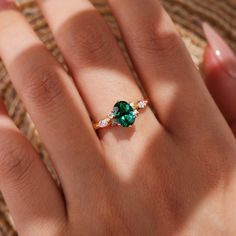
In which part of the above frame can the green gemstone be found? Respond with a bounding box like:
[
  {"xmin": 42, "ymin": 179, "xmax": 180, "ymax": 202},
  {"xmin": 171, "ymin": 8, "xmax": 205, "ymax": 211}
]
[{"xmin": 113, "ymin": 101, "xmax": 136, "ymax": 127}]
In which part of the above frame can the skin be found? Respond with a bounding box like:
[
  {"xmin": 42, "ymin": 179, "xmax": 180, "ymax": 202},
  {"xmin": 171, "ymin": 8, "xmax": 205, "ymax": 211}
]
[{"xmin": 0, "ymin": 0, "xmax": 235, "ymax": 235}]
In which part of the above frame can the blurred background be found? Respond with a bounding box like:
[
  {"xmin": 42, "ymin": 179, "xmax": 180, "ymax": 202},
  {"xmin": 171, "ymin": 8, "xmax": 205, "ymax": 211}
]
[{"xmin": 0, "ymin": 0, "xmax": 235, "ymax": 235}]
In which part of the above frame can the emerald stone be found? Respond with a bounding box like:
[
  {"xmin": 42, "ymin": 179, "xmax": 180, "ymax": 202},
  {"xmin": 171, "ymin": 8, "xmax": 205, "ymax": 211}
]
[{"xmin": 113, "ymin": 101, "xmax": 136, "ymax": 127}]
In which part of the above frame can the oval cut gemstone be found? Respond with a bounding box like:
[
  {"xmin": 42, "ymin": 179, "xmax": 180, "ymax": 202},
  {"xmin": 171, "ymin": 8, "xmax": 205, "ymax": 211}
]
[{"xmin": 113, "ymin": 101, "xmax": 136, "ymax": 127}]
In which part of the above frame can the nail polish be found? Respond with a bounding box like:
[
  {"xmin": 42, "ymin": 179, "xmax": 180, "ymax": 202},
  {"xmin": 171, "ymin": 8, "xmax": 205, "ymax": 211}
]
[
  {"xmin": 203, "ymin": 22, "xmax": 236, "ymax": 79},
  {"xmin": 0, "ymin": 0, "xmax": 14, "ymax": 9}
]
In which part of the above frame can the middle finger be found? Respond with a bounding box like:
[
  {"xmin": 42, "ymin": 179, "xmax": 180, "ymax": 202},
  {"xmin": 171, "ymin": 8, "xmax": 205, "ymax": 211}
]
[{"xmin": 0, "ymin": 3, "xmax": 103, "ymax": 206}]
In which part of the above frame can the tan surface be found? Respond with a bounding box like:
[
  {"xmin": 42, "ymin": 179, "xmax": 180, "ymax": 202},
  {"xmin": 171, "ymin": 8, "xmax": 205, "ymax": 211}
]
[{"xmin": 0, "ymin": 0, "xmax": 235, "ymax": 235}]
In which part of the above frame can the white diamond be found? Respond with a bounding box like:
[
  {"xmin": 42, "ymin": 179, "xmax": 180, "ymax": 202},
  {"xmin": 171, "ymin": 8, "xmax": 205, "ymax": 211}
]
[
  {"xmin": 99, "ymin": 119, "xmax": 109, "ymax": 128},
  {"xmin": 138, "ymin": 101, "xmax": 147, "ymax": 109}
]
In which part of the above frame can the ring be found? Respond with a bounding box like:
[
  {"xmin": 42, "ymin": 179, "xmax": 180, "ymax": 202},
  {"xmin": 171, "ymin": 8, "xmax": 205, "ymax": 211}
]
[{"xmin": 93, "ymin": 100, "xmax": 148, "ymax": 130}]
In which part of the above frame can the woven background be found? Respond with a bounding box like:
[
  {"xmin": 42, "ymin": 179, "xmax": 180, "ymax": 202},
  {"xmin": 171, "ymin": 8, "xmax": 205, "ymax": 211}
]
[{"xmin": 0, "ymin": 0, "xmax": 236, "ymax": 235}]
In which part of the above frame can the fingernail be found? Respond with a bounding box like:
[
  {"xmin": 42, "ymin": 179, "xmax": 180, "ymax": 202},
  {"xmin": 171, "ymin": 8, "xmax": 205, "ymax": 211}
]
[
  {"xmin": 203, "ymin": 22, "xmax": 236, "ymax": 79},
  {"xmin": 0, "ymin": 0, "xmax": 14, "ymax": 8}
]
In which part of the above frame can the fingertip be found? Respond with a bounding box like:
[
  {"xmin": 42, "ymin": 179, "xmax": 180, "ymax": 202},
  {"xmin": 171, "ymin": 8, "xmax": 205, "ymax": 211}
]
[
  {"xmin": 0, "ymin": 0, "xmax": 15, "ymax": 9},
  {"xmin": 203, "ymin": 45, "xmax": 224, "ymax": 82},
  {"xmin": 203, "ymin": 45, "xmax": 236, "ymax": 125},
  {"xmin": 202, "ymin": 22, "xmax": 236, "ymax": 79}
]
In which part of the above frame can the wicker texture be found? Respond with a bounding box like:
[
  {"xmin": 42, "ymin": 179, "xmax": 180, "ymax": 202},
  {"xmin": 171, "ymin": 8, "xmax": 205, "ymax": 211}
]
[{"xmin": 0, "ymin": 0, "xmax": 235, "ymax": 235}]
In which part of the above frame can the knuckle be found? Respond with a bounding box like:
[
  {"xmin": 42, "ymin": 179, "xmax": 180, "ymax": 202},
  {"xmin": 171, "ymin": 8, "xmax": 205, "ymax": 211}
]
[
  {"xmin": 0, "ymin": 136, "xmax": 34, "ymax": 182},
  {"xmin": 63, "ymin": 14, "xmax": 113, "ymax": 65},
  {"xmin": 131, "ymin": 22, "xmax": 182, "ymax": 58},
  {"xmin": 21, "ymin": 64, "xmax": 64, "ymax": 110}
]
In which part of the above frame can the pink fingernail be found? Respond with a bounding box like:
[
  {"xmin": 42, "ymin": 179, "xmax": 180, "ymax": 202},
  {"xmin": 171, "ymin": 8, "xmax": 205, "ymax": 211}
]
[
  {"xmin": 203, "ymin": 22, "xmax": 236, "ymax": 79},
  {"xmin": 0, "ymin": 0, "xmax": 14, "ymax": 8}
]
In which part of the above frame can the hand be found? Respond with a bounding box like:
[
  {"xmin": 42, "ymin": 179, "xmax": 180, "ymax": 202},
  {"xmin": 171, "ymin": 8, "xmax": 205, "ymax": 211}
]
[{"xmin": 0, "ymin": 1, "xmax": 236, "ymax": 235}]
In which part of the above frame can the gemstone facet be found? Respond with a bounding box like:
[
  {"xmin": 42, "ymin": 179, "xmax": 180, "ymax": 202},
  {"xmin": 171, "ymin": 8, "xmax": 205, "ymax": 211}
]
[{"xmin": 113, "ymin": 101, "xmax": 136, "ymax": 127}]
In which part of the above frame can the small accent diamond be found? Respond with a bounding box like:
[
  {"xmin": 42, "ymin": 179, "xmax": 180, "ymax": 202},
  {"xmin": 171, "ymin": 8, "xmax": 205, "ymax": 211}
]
[
  {"xmin": 138, "ymin": 101, "xmax": 148, "ymax": 109},
  {"xmin": 99, "ymin": 119, "xmax": 109, "ymax": 128}
]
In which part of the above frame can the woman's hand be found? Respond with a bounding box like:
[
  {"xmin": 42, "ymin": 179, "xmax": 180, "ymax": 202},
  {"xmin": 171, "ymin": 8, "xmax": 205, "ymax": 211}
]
[{"xmin": 0, "ymin": 1, "xmax": 236, "ymax": 235}]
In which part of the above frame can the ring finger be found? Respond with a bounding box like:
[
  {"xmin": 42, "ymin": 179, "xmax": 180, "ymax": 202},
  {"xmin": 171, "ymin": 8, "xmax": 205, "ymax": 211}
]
[{"xmin": 36, "ymin": 0, "xmax": 161, "ymax": 175}]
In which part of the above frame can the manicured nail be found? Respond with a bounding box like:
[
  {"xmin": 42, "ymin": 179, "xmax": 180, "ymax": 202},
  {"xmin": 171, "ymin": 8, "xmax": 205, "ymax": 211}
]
[
  {"xmin": 0, "ymin": 0, "xmax": 14, "ymax": 8},
  {"xmin": 203, "ymin": 22, "xmax": 236, "ymax": 79}
]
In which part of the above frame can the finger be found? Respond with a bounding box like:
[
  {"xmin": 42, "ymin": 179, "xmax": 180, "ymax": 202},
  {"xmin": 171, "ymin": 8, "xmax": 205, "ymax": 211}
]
[
  {"xmin": 36, "ymin": 0, "xmax": 159, "ymax": 127},
  {"xmin": 107, "ymin": 0, "xmax": 213, "ymax": 133},
  {"xmin": 0, "ymin": 2, "xmax": 103, "ymax": 204},
  {"xmin": 36, "ymin": 0, "xmax": 161, "ymax": 173},
  {"xmin": 0, "ymin": 101, "xmax": 65, "ymax": 235},
  {"xmin": 203, "ymin": 23, "xmax": 236, "ymax": 136}
]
